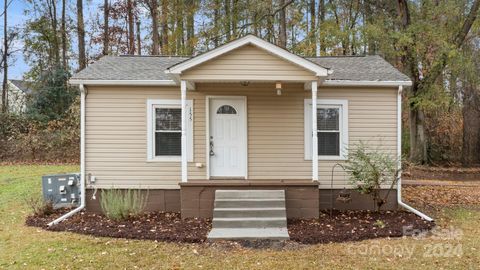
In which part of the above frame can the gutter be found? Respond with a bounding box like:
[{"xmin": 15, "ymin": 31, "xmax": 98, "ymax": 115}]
[
  {"xmin": 48, "ymin": 84, "xmax": 87, "ymax": 226},
  {"xmin": 396, "ymin": 85, "xmax": 434, "ymax": 222}
]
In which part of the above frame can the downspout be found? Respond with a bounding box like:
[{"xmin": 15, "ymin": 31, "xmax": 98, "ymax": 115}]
[
  {"xmin": 48, "ymin": 84, "xmax": 87, "ymax": 226},
  {"xmin": 396, "ymin": 85, "xmax": 433, "ymax": 222}
]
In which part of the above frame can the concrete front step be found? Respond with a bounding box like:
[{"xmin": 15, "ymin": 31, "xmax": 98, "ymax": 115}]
[
  {"xmin": 212, "ymin": 217, "xmax": 287, "ymax": 228},
  {"xmin": 207, "ymin": 228, "xmax": 290, "ymax": 240},
  {"xmin": 215, "ymin": 190, "xmax": 285, "ymax": 199},
  {"xmin": 214, "ymin": 198, "xmax": 286, "ymax": 208},
  {"xmin": 213, "ymin": 207, "xmax": 286, "ymax": 218}
]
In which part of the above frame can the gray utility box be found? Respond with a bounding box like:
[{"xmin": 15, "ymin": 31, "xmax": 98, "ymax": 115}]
[{"xmin": 42, "ymin": 173, "xmax": 81, "ymax": 208}]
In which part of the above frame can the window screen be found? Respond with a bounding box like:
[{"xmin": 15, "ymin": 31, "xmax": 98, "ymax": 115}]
[
  {"xmin": 317, "ymin": 107, "xmax": 340, "ymax": 156},
  {"xmin": 155, "ymin": 108, "xmax": 181, "ymax": 156}
]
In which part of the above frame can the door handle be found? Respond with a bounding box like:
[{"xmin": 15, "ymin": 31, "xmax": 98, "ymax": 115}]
[{"xmin": 209, "ymin": 136, "xmax": 215, "ymax": 156}]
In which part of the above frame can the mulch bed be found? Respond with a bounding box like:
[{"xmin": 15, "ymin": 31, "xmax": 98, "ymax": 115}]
[
  {"xmin": 288, "ymin": 210, "xmax": 435, "ymax": 244},
  {"xmin": 26, "ymin": 209, "xmax": 434, "ymax": 245},
  {"xmin": 26, "ymin": 210, "xmax": 212, "ymax": 243}
]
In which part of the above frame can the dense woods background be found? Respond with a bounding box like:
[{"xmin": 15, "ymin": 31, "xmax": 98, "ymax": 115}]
[{"xmin": 0, "ymin": 0, "xmax": 479, "ymax": 166}]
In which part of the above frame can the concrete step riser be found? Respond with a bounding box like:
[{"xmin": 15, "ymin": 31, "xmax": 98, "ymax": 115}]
[
  {"xmin": 214, "ymin": 200, "xmax": 285, "ymax": 208},
  {"xmin": 215, "ymin": 191, "xmax": 285, "ymax": 200},
  {"xmin": 213, "ymin": 219, "xmax": 287, "ymax": 228},
  {"xmin": 213, "ymin": 209, "xmax": 286, "ymax": 218}
]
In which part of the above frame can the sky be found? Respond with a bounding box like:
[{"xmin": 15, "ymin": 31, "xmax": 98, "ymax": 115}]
[{"xmin": 3, "ymin": 0, "xmax": 103, "ymax": 79}]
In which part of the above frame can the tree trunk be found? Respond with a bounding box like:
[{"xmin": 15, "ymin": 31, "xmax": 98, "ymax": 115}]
[
  {"xmin": 149, "ymin": 0, "xmax": 160, "ymax": 55},
  {"xmin": 49, "ymin": 0, "xmax": 60, "ymax": 65},
  {"xmin": 278, "ymin": 0, "xmax": 287, "ymax": 48},
  {"xmin": 224, "ymin": 0, "xmax": 231, "ymax": 41},
  {"xmin": 231, "ymin": 0, "xmax": 237, "ymax": 38},
  {"xmin": 136, "ymin": 20, "xmax": 141, "ymax": 55},
  {"xmin": 462, "ymin": 83, "xmax": 480, "ymax": 166},
  {"xmin": 186, "ymin": 0, "xmax": 194, "ymax": 55},
  {"xmin": 127, "ymin": 0, "xmax": 135, "ymax": 54},
  {"xmin": 161, "ymin": 0, "xmax": 168, "ymax": 54},
  {"xmin": 318, "ymin": 0, "xmax": 325, "ymax": 55},
  {"xmin": 396, "ymin": 0, "xmax": 480, "ymax": 163},
  {"xmin": 266, "ymin": 0, "xmax": 273, "ymax": 43},
  {"xmin": 1, "ymin": 0, "xmax": 7, "ymax": 113},
  {"xmin": 213, "ymin": 0, "xmax": 220, "ymax": 47},
  {"xmin": 309, "ymin": 0, "xmax": 315, "ymax": 54},
  {"xmin": 77, "ymin": 0, "xmax": 86, "ymax": 70},
  {"xmin": 175, "ymin": 0, "xmax": 183, "ymax": 55},
  {"xmin": 103, "ymin": 0, "xmax": 109, "ymax": 55},
  {"xmin": 61, "ymin": 0, "xmax": 67, "ymax": 69}
]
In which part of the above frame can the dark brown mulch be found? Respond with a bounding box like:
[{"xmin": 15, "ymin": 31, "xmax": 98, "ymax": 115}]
[
  {"xmin": 26, "ymin": 210, "xmax": 212, "ymax": 243},
  {"xmin": 26, "ymin": 210, "xmax": 434, "ymax": 245},
  {"xmin": 288, "ymin": 210, "xmax": 435, "ymax": 244}
]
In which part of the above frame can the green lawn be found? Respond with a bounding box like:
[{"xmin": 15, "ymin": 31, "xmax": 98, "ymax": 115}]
[{"xmin": 0, "ymin": 165, "xmax": 479, "ymax": 269}]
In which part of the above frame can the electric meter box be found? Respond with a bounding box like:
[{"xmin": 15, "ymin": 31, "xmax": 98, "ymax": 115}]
[{"xmin": 42, "ymin": 173, "xmax": 81, "ymax": 208}]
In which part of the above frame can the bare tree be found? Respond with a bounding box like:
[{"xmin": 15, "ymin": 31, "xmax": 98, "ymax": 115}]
[
  {"xmin": 224, "ymin": 0, "xmax": 231, "ymax": 40},
  {"xmin": 103, "ymin": 0, "xmax": 109, "ymax": 55},
  {"xmin": 186, "ymin": 0, "xmax": 195, "ymax": 55},
  {"xmin": 77, "ymin": 0, "xmax": 86, "ymax": 70},
  {"xmin": 127, "ymin": 0, "xmax": 135, "ymax": 54},
  {"xmin": 1, "ymin": 0, "xmax": 7, "ymax": 112},
  {"xmin": 136, "ymin": 19, "xmax": 141, "ymax": 55},
  {"xmin": 46, "ymin": 0, "xmax": 60, "ymax": 65},
  {"xmin": 278, "ymin": 0, "xmax": 287, "ymax": 48},
  {"xmin": 61, "ymin": 0, "xmax": 67, "ymax": 68},
  {"xmin": 160, "ymin": 0, "xmax": 168, "ymax": 54},
  {"xmin": 143, "ymin": 0, "xmax": 160, "ymax": 55}
]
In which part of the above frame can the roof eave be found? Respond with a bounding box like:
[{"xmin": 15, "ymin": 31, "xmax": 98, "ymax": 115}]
[
  {"xmin": 322, "ymin": 80, "xmax": 412, "ymax": 87},
  {"xmin": 68, "ymin": 79, "xmax": 177, "ymax": 86}
]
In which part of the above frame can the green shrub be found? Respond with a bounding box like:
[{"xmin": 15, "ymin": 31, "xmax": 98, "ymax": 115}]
[
  {"xmin": 344, "ymin": 142, "xmax": 400, "ymax": 211},
  {"xmin": 100, "ymin": 189, "xmax": 148, "ymax": 221}
]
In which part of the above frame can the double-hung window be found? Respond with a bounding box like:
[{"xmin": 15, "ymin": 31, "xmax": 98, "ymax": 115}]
[
  {"xmin": 147, "ymin": 99, "xmax": 193, "ymax": 162},
  {"xmin": 305, "ymin": 99, "xmax": 348, "ymax": 160}
]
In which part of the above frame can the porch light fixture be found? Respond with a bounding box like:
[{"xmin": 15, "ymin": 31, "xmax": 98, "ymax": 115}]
[
  {"xmin": 275, "ymin": 81, "xmax": 282, "ymax": 96},
  {"xmin": 240, "ymin": 81, "xmax": 250, "ymax": 86}
]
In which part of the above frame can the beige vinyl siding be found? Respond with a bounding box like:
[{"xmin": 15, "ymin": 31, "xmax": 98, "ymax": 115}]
[
  {"xmin": 181, "ymin": 45, "xmax": 317, "ymax": 82},
  {"xmin": 85, "ymin": 84, "xmax": 398, "ymax": 189}
]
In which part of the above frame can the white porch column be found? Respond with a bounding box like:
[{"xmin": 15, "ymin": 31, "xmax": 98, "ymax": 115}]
[
  {"xmin": 311, "ymin": 81, "xmax": 319, "ymax": 181},
  {"xmin": 181, "ymin": 80, "xmax": 188, "ymax": 182}
]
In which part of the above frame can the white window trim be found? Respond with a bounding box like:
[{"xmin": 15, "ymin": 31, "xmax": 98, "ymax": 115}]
[
  {"xmin": 304, "ymin": 99, "xmax": 349, "ymax": 160},
  {"xmin": 147, "ymin": 99, "xmax": 193, "ymax": 162}
]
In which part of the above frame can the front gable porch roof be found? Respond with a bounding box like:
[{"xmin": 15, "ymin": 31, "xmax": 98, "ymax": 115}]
[{"xmin": 165, "ymin": 34, "xmax": 331, "ymax": 78}]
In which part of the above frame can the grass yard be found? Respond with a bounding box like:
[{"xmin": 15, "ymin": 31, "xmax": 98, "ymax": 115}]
[{"xmin": 1, "ymin": 165, "xmax": 479, "ymax": 269}]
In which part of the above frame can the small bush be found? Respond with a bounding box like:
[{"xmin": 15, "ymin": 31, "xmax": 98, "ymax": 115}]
[
  {"xmin": 25, "ymin": 195, "xmax": 54, "ymax": 216},
  {"xmin": 100, "ymin": 189, "xmax": 148, "ymax": 221},
  {"xmin": 345, "ymin": 142, "xmax": 400, "ymax": 211}
]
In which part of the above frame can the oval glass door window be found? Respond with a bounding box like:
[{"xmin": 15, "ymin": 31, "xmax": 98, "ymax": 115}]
[{"xmin": 217, "ymin": 105, "xmax": 237, "ymax": 114}]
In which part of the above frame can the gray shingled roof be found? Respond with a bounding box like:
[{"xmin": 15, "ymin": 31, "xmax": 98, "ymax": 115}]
[
  {"xmin": 9, "ymin": 79, "xmax": 33, "ymax": 94},
  {"xmin": 307, "ymin": 55, "xmax": 411, "ymax": 82},
  {"xmin": 71, "ymin": 54, "xmax": 410, "ymax": 82},
  {"xmin": 72, "ymin": 56, "xmax": 189, "ymax": 80}
]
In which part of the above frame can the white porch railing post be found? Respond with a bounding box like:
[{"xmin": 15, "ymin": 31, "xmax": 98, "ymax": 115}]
[
  {"xmin": 312, "ymin": 81, "xmax": 319, "ymax": 181},
  {"xmin": 181, "ymin": 80, "xmax": 188, "ymax": 182}
]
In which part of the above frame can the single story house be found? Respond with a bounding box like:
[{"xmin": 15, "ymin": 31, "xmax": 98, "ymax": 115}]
[
  {"xmin": 1, "ymin": 79, "xmax": 32, "ymax": 114},
  {"xmin": 68, "ymin": 35, "xmax": 420, "ymax": 220}
]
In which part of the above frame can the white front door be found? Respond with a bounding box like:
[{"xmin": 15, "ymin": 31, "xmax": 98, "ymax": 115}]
[{"xmin": 209, "ymin": 98, "xmax": 247, "ymax": 178}]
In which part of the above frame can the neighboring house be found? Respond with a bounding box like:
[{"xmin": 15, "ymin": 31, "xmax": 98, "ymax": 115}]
[
  {"xmin": 1, "ymin": 80, "xmax": 32, "ymax": 114},
  {"xmin": 69, "ymin": 35, "xmax": 413, "ymax": 219}
]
